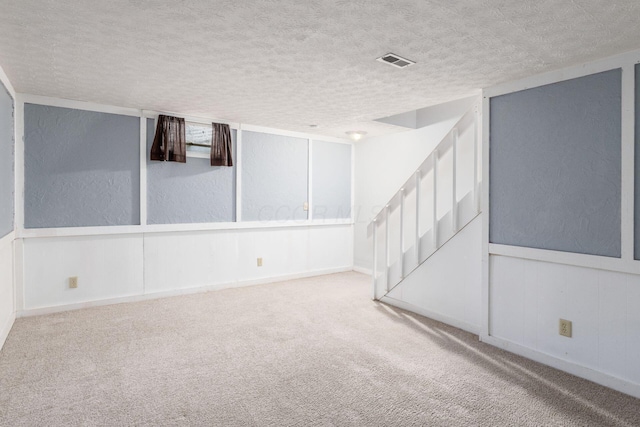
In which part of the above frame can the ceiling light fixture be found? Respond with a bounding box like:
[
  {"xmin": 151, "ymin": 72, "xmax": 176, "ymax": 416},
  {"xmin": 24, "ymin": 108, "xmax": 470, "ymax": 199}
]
[{"xmin": 346, "ymin": 131, "xmax": 367, "ymax": 141}]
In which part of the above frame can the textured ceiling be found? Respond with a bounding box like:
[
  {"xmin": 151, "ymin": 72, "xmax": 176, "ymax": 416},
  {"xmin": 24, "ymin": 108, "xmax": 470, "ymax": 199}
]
[{"xmin": 1, "ymin": 1, "xmax": 640, "ymax": 139}]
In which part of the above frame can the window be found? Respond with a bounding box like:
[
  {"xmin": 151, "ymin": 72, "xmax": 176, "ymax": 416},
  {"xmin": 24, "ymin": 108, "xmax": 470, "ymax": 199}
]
[{"xmin": 185, "ymin": 121, "xmax": 212, "ymax": 158}]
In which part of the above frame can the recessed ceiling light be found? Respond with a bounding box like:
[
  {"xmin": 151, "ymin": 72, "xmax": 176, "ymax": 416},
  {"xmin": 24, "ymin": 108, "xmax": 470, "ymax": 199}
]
[
  {"xmin": 346, "ymin": 131, "xmax": 367, "ymax": 141},
  {"xmin": 376, "ymin": 53, "xmax": 416, "ymax": 69}
]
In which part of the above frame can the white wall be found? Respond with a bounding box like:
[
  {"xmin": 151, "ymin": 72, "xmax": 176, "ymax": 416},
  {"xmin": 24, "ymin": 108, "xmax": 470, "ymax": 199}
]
[
  {"xmin": 384, "ymin": 215, "xmax": 482, "ymax": 334},
  {"xmin": 0, "ymin": 234, "xmax": 14, "ymax": 347},
  {"xmin": 353, "ymin": 97, "xmax": 476, "ymax": 271},
  {"xmin": 23, "ymin": 234, "xmax": 144, "ymax": 310},
  {"xmin": 21, "ymin": 225, "xmax": 353, "ymax": 314},
  {"xmin": 11, "ymin": 95, "xmax": 355, "ymax": 316},
  {"xmin": 483, "ymin": 50, "xmax": 640, "ymax": 398},
  {"xmin": 489, "ymin": 255, "xmax": 640, "ymax": 392},
  {"xmin": 143, "ymin": 225, "xmax": 352, "ymax": 295},
  {"xmin": 0, "ymin": 64, "xmax": 16, "ymax": 350}
]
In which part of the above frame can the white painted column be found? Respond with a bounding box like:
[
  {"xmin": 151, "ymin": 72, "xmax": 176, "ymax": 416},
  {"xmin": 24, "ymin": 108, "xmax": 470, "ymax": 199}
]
[
  {"xmin": 452, "ymin": 128, "xmax": 458, "ymax": 232},
  {"xmin": 372, "ymin": 219, "xmax": 378, "ymax": 300},
  {"xmin": 415, "ymin": 170, "xmax": 421, "ymax": 265},
  {"xmin": 481, "ymin": 94, "xmax": 491, "ymax": 339},
  {"xmin": 621, "ymin": 63, "xmax": 634, "ymax": 261},
  {"xmin": 139, "ymin": 116, "xmax": 147, "ymax": 226},
  {"xmin": 384, "ymin": 206, "xmax": 390, "ymax": 291},
  {"xmin": 13, "ymin": 94, "xmax": 25, "ymax": 311},
  {"xmin": 473, "ymin": 105, "xmax": 480, "ymax": 213},
  {"xmin": 432, "ymin": 151, "xmax": 438, "ymax": 249},
  {"xmin": 307, "ymin": 138, "xmax": 313, "ymax": 221},
  {"xmin": 14, "ymin": 95, "xmax": 24, "ymax": 234},
  {"xmin": 399, "ymin": 188, "xmax": 405, "ymax": 278},
  {"xmin": 235, "ymin": 125, "xmax": 243, "ymax": 222}
]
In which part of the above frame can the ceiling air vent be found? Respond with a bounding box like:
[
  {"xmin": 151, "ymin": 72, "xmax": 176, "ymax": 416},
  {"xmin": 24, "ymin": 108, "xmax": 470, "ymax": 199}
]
[{"xmin": 376, "ymin": 53, "xmax": 415, "ymax": 69}]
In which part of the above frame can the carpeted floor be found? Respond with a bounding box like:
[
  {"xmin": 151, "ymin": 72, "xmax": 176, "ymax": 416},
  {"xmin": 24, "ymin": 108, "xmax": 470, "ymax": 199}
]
[{"xmin": 1, "ymin": 272, "xmax": 639, "ymax": 426}]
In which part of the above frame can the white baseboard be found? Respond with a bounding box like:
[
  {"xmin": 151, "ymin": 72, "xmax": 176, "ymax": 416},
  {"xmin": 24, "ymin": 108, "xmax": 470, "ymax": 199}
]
[
  {"xmin": 17, "ymin": 266, "xmax": 353, "ymax": 318},
  {"xmin": 482, "ymin": 334, "xmax": 640, "ymax": 400},
  {"xmin": 0, "ymin": 311, "xmax": 16, "ymax": 351},
  {"xmin": 352, "ymin": 266, "xmax": 372, "ymax": 275},
  {"xmin": 380, "ymin": 295, "xmax": 480, "ymax": 335}
]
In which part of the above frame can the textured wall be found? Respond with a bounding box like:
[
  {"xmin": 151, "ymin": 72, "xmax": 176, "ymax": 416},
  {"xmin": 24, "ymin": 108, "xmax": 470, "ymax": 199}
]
[
  {"xmin": 242, "ymin": 131, "xmax": 308, "ymax": 221},
  {"xmin": 312, "ymin": 141, "xmax": 351, "ymax": 219},
  {"xmin": 24, "ymin": 104, "xmax": 140, "ymax": 228},
  {"xmin": 490, "ymin": 70, "xmax": 621, "ymax": 257},
  {"xmin": 635, "ymin": 65, "xmax": 640, "ymax": 260},
  {"xmin": 147, "ymin": 119, "xmax": 236, "ymax": 224},
  {"xmin": 0, "ymin": 81, "xmax": 13, "ymax": 238}
]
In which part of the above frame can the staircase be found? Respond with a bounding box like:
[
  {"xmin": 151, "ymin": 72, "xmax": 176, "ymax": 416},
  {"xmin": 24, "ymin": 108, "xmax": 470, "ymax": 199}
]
[{"xmin": 368, "ymin": 103, "xmax": 482, "ymax": 300}]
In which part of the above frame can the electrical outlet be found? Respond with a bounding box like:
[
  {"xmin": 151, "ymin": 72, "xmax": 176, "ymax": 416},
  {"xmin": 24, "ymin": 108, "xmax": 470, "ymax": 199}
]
[
  {"xmin": 69, "ymin": 276, "xmax": 78, "ymax": 289},
  {"xmin": 559, "ymin": 319, "xmax": 572, "ymax": 338},
  {"xmin": 257, "ymin": 257, "xmax": 263, "ymax": 267}
]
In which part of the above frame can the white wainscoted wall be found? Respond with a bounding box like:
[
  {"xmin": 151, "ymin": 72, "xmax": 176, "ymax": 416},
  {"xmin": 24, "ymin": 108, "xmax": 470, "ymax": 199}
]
[
  {"xmin": 482, "ymin": 50, "xmax": 640, "ymax": 398},
  {"xmin": 21, "ymin": 225, "xmax": 352, "ymax": 314},
  {"xmin": 10, "ymin": 93, "xmax": 355, "ymax": 319},
  {"xmin": 0, "ymin": 64, "xmax": 16, "ymax": 350},
  {"xmin": 0, "ymin": 233, "xmax": 15, "ymax": 347},
  {"xmin": 489, "ymin": 256, "xmax": 640, "ymax": 393}
]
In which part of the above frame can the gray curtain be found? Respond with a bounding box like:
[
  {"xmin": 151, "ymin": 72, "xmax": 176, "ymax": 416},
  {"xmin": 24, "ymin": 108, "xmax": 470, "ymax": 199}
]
[
  {"xmin": 150, "ymin": 115, "xmax": 186, "ymax": 163},
  {"xmin": 211, "ymin": 123, "xmax": 233, "ymax": 167}
]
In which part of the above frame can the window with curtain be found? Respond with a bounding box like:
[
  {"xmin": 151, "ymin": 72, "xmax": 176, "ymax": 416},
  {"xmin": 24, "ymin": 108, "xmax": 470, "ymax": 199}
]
[{"xmin": 150, "ymin": 115, "xmax": 186, "ymax": 163}]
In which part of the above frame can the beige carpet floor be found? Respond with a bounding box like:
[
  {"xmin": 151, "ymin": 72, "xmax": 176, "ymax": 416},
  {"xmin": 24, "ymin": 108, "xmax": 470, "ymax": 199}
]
[{"xmin": 1, "ymin": 272, "xmax": 639, "ymax": 426}]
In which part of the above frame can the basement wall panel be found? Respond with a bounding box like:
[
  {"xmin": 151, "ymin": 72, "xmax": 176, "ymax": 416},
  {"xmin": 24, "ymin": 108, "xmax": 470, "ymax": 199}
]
[
  {"xmin": 241, "ymin": 131, "xmax": 308, "ymax": 222},
  {"xmin": 634, "ymin": 64, "xmax": 640, "ymax": 260},
  {"xmin": 147, "ymin": 121, "xmax": 236, "ymax": 224},
  {"xmin": 489, "ymin": 69, "xmax": 621, "ymax": 258},
  {"xmin": 312, "ymin": 140, "xmax": 351, "ymax": 219},
  {"xmin": 0, "ymin": 235, "xmax": 14, "ymax": 349},
  {"xmin": 24, "ymin": 104, "xmax": 140, "ymax": 228},
  {"xmin": 0, "ymin": 80, "xmax": 13, "ymax": 238},
  {"xmin": 489, "ymin": 255, "xmax": 640, "ymax": 386}
]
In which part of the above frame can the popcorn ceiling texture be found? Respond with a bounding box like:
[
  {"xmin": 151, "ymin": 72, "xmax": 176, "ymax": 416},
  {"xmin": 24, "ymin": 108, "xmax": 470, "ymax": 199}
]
[{"xmin": 1, "ymin": 1, "xmax": 640, "ymax": 138}]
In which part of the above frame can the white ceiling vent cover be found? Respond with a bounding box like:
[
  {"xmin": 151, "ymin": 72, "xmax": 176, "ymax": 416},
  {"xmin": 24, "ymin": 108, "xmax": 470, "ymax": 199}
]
[{"xmin": 376, "ymin": 53, "xmax": 415, "ymax": 69}]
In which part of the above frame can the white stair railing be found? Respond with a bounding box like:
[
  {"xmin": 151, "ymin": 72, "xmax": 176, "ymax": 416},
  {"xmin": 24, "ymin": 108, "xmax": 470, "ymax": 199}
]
[{"xmin": 368, "ymin": 104, "xmax": 482, "ymax": 300}]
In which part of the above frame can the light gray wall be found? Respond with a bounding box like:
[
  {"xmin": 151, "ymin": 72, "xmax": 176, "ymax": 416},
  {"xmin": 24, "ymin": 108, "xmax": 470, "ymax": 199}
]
[
  {"xmin": 312, "ymin": 141, "xmax": 351, "ymax": 219},
  {"xmin": 24, "ymin": 104, "xmax": 140, "ymax": 228},
  {"xmin": 490, "ymin": 69, "xmax": 621, "ymax": 258},
  {"xmin": 242, "ymin": 131, "xmax": 308, "ymax": 221},
  {"xmin": 0, "ymin": 81, "xmax": 13, "ymax": 238},
  {"xmin": 147, "ymin": 119, "xmax": 236, "ymax": 224},
  {"xmin": 635, "ymin": 65, "xmax": 640, "ymax": 260}
]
